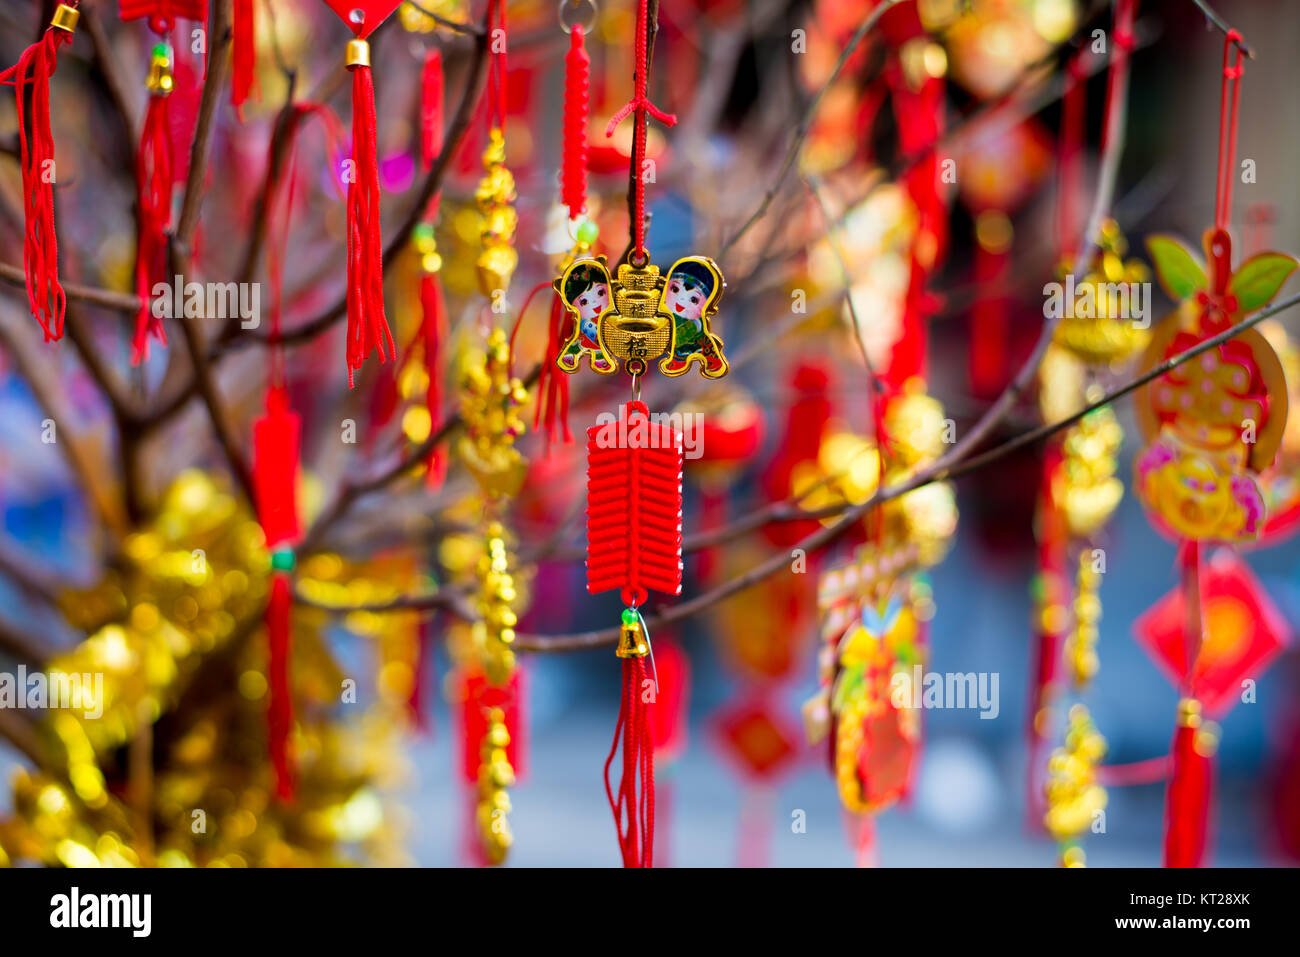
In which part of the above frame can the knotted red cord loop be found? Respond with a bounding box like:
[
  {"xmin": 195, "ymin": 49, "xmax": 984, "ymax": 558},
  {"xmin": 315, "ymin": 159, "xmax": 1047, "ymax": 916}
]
[
  {"xmin": 561, "ymin": 24, "xmax": 590, "ymax": 220},
  {"xmin": 0, "ymin": 19, "xmax": 75, "ymax": 341},
  {"xmin": 605, "ymin": 0, "xmax": 677, "ymax": 259},
  {"xmin": 345, "ymin": 36, "xmax": 395, "ymax": 387},
  {"xmin": 1215, "ymin": 30, "xmax": 1245, "ymax": 231}
]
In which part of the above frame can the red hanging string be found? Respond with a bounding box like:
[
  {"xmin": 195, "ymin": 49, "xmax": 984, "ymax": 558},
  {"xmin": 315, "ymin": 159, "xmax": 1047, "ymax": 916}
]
[
  {"xmin": 345, "ymin": 31, "xmax": 395, "ymax": 386},
  {"xmin": 1214, "ymin": 31, "xmax": 1245, "ymax": 231},
  {"xmin": 604, "ymin": 655, "xmax": 655, "ymax": 868},
  {"xmin": 420, "ymin": 270, "xmax": 448, "ymax": 486},
  {"xmin": 0, "ymin": 10, "xmax": 76, "ymax": 342},
  {"xmin": 132, "ymin": 32, "xmax": 176, "ymax": 365},
  {"xmin": 605, "ymin": 0, "xmax": 676, "ymax": 259},
  {"xmin": 562, "ymin": 24, "xmax": 590, "ymax": 220},
  {"xmin": 419, "ymin": 47, "xmax": 447, "ymax": 485},
  {"xmin": 507, "ymin": 279, "xmax": 571, "ymax": 450},
  {"xmin": 421, "ymin": 47, "xmax": 444, "ymax": 172},
  {"xmin": 1058, "ymin": 52, "xmax": 1087, "ymax": 261},
  {"xmin": 485, "ymin": 0, "xmax": 507, "ymax": 130},
  {"xmin": 231, "ymin": 0, "xmax": 257, "ymax": 117}
]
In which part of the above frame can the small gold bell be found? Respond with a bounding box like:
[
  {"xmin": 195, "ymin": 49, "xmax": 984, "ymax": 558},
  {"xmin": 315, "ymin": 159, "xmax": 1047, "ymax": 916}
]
[{"xmin": 616, "ymin": 610, "xmax": 649, "ymax": 658}]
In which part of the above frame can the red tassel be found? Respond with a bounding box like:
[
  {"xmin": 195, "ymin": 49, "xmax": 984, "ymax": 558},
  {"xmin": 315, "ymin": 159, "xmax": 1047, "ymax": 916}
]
[
  {"xmin": 1163, "ymin": 699, "xmax": 1214, "ymax": 867},
  {"xmin": 345, "ymin": 57, "xmax": 394, "ymax": 386},
  {"xmin": 253, "ymin": 384, "xmax": 301, "ymax": 801},
  {"xmin": 231, "ymin": 0, "xmax": 257, "ymax": 117},
  {"xmin": 0, "ymin": 17, "xmax": 75, "ymax": 342},
  {"xmin": 420, "ymin": 270, "xmax": 447, "ymax": 487},
  {"xmin": 420, "ymin": 48, "xmax": 443, "ymax": 172},
  {"xmin": 266, "ymin": 572, "xmax": 294, "ymax": 800},
  {"xmin": 561, "ymin": 24, "xmax": 590, "ymax": 219},
  {"xmin": 133, "ymin": 84, "xmax": 174, "ymax": 364},
  {"xmin": 605, "ymin": 655, "xmax": 655, "ymax": 868}
]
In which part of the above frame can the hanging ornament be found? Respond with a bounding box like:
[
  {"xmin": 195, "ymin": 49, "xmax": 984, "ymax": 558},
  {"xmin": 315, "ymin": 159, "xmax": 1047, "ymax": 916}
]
[
  {"xmin": 320, "ymin": 0, "xmax": 401, "ymax": 384},
  {"xmin": 553, "ymin": 0, "xmax": 730, "ymax": 867},
  {"xmin": 803, "ymin": 386, "xmax": 954, "ymax": 858},
  {"xmin": 1131, "ymin": 31, "xmax": 1296, "ymax": 867},
  {"xmin": 0, "ymin": 2, "xmax": 80, "ymax": 343},
  {"xmin": 120, "ymin": 1, "xmax": 207, "ymax": 362},
  {"xmin": 1043, "ymin": 704, "xmax": 1107, "ymax": 868}
]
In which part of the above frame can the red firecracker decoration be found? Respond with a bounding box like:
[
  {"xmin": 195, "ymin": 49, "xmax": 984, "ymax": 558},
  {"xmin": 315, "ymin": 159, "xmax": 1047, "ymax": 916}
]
[
  {"xmin": 586, "ymin": 401, "xmax": 684, "ymax": 604},
  {"xmin": 0, "ymin": 3, "xmax": 79, "ymax": 343}
]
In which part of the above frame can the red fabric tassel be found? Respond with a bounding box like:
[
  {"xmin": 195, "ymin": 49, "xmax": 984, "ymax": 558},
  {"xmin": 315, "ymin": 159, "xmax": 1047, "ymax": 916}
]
[
  {"xmin": 231, "ymin": 0, "xmax": 257, "ymax": 117},
  {"xmin": 561, "ymin": 24, "xmax": 590, "ymax": 219},
  {"xmin": 1163, "ymin": 704, "xmax": 1214, "ymax": 867},
  {"xmin": 345, "ymin": 61, "xmax": 394, "ymax": 386},
  {"xmin": 253, "ymin": 384, "xmax": 301, "ymax": 801},
  {"xmin": 133, "ymin": 88, "xmax": 173, "ymax": 364},
  {"xmin": 420, "ymin": 270, "xmax": 447, "ymax": 487},
  {"xmin": 266, "ymin": 572, "xmax": 294, "ymax": 800},
  {"xmin": 0, "ymin": 23, "xmax": 74, "ymax": 341},
  {"xmin": 605, "ymin": 656, "xmax": 655, "ymax": 868}
]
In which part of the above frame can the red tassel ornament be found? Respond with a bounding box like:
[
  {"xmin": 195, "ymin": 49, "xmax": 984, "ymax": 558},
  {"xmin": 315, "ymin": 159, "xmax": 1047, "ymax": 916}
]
[
  {"xmin": 344, "ymin": 38, "xmax": 394, "ymax": 385},
  {"xmin": 587, "ymin": 403, "xmax": 682, "ymax": 867},
  {"xmin": 0, "ymin": 4, "xmax": 79, "ymax": 342},
  {"xmin": 1164, "ymin": 698, "xmax": 1215, "ymax": 867},
  {"xmin": 253, "ymin": 384, "xmax": 302, "ymax": 801},
  {"xmin": 132, "ymin": 39, "xmax": 175, "ymax": 364}
]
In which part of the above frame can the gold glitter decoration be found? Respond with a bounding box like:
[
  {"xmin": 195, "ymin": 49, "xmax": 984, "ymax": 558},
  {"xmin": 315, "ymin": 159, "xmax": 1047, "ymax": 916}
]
[
  {"xmin": 475, "ymin": 128, "xmax": 519, "ymax": 299},
  {"xmin": 0, "ymin": 472, "xmax": 411, "ymax": 868},
  {"xmin": 1044, "ymin": 704, "xmax": 1107, "ymax": 867}
]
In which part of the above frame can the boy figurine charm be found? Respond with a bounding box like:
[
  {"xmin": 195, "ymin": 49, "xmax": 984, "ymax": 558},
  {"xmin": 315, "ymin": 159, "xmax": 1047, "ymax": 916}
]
[{"xmin": 555, "ymin": 253, "xmax": 728, "ymax": 378}]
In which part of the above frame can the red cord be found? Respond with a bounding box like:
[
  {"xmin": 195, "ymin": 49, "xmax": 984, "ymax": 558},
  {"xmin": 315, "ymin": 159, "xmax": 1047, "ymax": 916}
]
[
  {"xmin": 421, "ymin": 48, "xmax": 444, "ymax": 174},
  {"xmin": 486, "ymin": 0, "xmax": 507, "ymax": 129},
  {"xmin": 231, "ymin": 0, "xmax": 257, "ymax": 117},
  {"xmin": 0, "ymin": 25, "xmax": 72, "ymax": 341},
  {"xmin": 1215, "ymin": 31, "xmax": 1245, "ymax": 231},
  {"xmin": 605, "ymin": 0, "xmax": 677, "ymax": 259},
  {"xmin": 1058, "ymin": 52, "xmax": 1086, "ymax": 261},
  {"xmin": 420, "ymin": 270, "xmax": 448, "ymax": 487},
  {"xmin": 562, "ymin": 24, "xmax": 590, "ymax": 220},
  {"xmin": 133, "ymin": 82, "xmax": 174, "ymax": 364},
  {"xmin": 345, "ymin": 61, "xmax": 395, "ymax": 386}
]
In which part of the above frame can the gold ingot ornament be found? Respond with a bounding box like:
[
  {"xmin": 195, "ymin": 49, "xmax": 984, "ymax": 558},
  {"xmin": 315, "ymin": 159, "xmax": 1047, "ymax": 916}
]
[{"xmin": 554, "ymin": 254, "xmax": 729, "ymax": 378}]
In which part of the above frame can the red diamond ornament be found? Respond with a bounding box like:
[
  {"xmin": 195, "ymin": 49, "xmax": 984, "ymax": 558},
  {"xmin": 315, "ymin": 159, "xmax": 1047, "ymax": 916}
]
[{"xmin": 1134, "ymin": 548, "xmax": 1290, "ymax": 716}]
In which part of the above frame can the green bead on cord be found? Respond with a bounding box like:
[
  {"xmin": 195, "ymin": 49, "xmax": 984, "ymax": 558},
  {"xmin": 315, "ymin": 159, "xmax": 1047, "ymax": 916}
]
[{"xmin": 270, "ymin": 548, "xmax": 296, "ymax": 572}]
